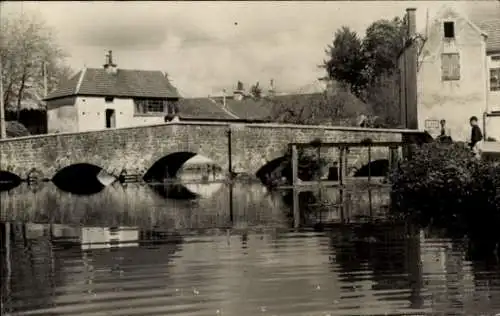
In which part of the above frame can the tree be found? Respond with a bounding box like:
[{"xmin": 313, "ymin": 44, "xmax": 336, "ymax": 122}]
[
  {"xmin": 362, "ymin": 17, "xmax": 407, "ymax": 84},
  {"xmin": 322, "ymin": 15, "xmax": 409, "ymax": 127},
  {"xmin": 323, "ymin": 26, "xmax": 368, "ymax": 97},
  {"xmin": 0, "ymin": 12, "xmax": 72, "ymax": 116}
]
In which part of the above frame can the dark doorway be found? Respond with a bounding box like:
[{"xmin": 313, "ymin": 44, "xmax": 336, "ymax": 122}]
[{"xmin": 105, "ymin": 109, "xmax": 116, "ymax": 128}]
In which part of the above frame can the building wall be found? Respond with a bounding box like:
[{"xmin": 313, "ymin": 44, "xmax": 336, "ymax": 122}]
[
  {"xmin": 416, "ymin": 8, "xmax": 488, "ymax": 141},
  {"xmin": 46, "ymin": 97, "xmax": 78, "ymax": 134},
  {"xmin": 75, "ymin": 97, "xmax": 165, "ymax": 132}
]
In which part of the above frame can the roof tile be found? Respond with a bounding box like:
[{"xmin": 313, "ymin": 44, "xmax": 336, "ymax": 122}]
[
  {"xmin": 45, "ymin": 68, "xmax": 180, "ymax": 100},
  {"xmin": 466, "ymin": 4, "xmax": 500, "ymax": 53},
  {"xmin": 177, "ymin": 98, "xmax": 237, "ymax": 120}
]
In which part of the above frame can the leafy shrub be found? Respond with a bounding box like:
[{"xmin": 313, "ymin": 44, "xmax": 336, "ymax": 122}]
[
  {"xmin": 390, "ymin": 141, "xmax": 500, "ymax": 251},
  {"xmin": 6, "ymin": 120, "xmax": 31, "ymax": 138}
]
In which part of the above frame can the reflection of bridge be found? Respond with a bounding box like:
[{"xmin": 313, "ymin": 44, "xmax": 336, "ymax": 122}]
[{"xmin": 0, "ymin": 121, "xmax": 424, "ymax": 183}]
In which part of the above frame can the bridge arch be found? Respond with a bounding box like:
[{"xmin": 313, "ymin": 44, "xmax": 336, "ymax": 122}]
[
  {"xmin": 52, "ymin": 163, "xmax": 112, "ymax": 195},
  {"xmin": 144, "ymin": 152, "xmax": 197, "ymax": 182},
  {"xmin": 256, "ymin": 156, "xmax": 289, "ymax": 186},
  {"xmin": 353, "ymin": 159, "xmax": 390, "ymax": 177},
  {"xmin": 143, "ymin": 151, "xmax": 227, "ymax": 183},
  {"xmin": 0, "ymin": 170, "xmax": 22, "ymax": 192}
]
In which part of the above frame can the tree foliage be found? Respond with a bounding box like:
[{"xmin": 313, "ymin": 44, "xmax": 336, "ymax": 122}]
[
  {"xmin": 324, "ymin": 18, "xmax": 406, "ymax": 93},
  {"xmin": 324, "ymin": 27, "xmax": 368, "ymax": 96},
  {"xmin": 1, "ymin": 12, "xmax": 73, "ymax": 113},
  {"xmin": 267, "ymin": 84, "xmax": 373, "ymax": 126},
  {"xmin": 322, "ymin": 17, "xmax": 409, "ymax": 127}
]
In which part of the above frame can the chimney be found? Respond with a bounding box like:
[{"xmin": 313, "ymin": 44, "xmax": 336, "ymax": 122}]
[
  {"xmin": 233, "ymin": 80, "xmax": 244, "ymax": 101},
  {"xmin": 103, "ymin": 50, "xmax": 118, "ymax": 74},
  {"xmin": 222, "ymin": 89, "xmax": 227, "ymax": 108},
  {"xmin": 404, "ymin": 8, "xmax": 418, "ymax": 129},
  {"xmin": 268, "ymin": 79, "xmax": 275, "ymax": 96}
]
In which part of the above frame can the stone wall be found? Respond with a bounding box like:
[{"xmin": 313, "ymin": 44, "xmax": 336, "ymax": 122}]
[{"xmin": 0, "ymin": 122, "xmax": 409, "ymax": 180}]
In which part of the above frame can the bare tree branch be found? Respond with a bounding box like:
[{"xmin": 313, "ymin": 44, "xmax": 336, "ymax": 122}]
[{"xmin": 0, "ymin": 12, "xmax": 72, "ymax": 112}]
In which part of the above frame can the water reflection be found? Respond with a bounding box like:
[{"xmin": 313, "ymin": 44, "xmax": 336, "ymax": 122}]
[{"xmin": 2, "ymin": 183, "xmax": 500, "ymax": 315}]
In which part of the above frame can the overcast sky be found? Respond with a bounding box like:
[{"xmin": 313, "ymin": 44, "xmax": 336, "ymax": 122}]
[{"xmin": 1, "ymin": 1, "xmax": 494, "ymax": 97}]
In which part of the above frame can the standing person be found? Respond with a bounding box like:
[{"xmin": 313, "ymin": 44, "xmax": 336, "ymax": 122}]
[
  {"xmin": 469, "ymin": 116, "xmax": 483, "ymax": 156},
  {"xmin": 438, "ymin": 119, "xmax": 452, "ymax": 143}
]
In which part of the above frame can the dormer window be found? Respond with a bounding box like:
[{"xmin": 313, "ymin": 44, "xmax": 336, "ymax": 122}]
[{"xmin": 443, "ymin": 21, "xmax": 455, "ymax": 39}]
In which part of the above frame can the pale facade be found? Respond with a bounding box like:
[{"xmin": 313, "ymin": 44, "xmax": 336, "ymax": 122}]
[
  {"xmin": 47, "ymin": 96, "xmax": 169, "ymax": 133},
  {"xmin": 414, "ymin": 6, "xmax": 500, "ymax": 141},
  {"xmin": 416, "ymin": 7, "xmax": 489, "ymax": 141}
]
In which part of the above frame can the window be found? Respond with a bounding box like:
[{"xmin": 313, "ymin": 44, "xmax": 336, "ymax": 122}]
[
  {"xmin": 134, "ymin": 98, "xmax": 167, "ymax": 114},
  {"xmin": 105, "ymin": 96, "xmax": 114, "ymax": 103},
  {"xmin": 491, "ymin": 68, "xmax": 500, "ymax": 91},
  {"xmin": 443, "ymin": 21, "xmax": 455, "ymax": 39},
  {"xmin": 441, "ymin": 53, "xmax": 460, "ymax": 81}
]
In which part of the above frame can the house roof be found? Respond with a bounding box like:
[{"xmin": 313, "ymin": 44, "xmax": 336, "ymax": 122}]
[
  {"xmin": 472, "ymin": 19, "xmax": 500, "ymax": 54},
  {"xmin": 465, "ymin": 3, "xmax": 500, "ymax": 53},
  {"xmin": 44, "ymin": 68, "xmax": 180, "ymax": 101},
  {"xmin": 208, "ymin": 87, "xmax": 370, "ymax": 124},
  {"xmin": 177, "ymin": 97, "xmax": 239, "ymax": 120}
]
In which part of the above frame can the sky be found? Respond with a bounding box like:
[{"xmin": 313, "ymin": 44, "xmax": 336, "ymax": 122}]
[{"xmin": 0, "ymin": 1, "xmax": 492, "ymax": 97}]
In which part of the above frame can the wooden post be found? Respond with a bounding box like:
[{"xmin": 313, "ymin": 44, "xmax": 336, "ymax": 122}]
[
  {"xmin": 229, "ymin": 182, "xmax": 234, "ymax": 225},
  {"xmin": 339, "ymin": 188, "xmax": 345, "ymax": 223},
  {"xmin": 317, "ymin": 144, "xmax": 322, "ymax": 211},
  {"xmin": 227, "ymin": 127, "xmax": 234, "ymax": 225},
  {"xmin": 367, "ymin": 145, "xmax": 372, "ymax": 184},
  {"xmin": 368, "ymin": 189, "xmax": 373, "ymax": 218},
  {"xmin": 338, "ymin": 146, "xmax": 345, "ymax": 186},
  {"xmin": 227, "ymin": 127, "xmax": 233, "ymax": 181},
  {"xmin": 389, "ymin": 146, "xmax": 400, "ymax": 174},
  {"xmin": 291, "ymin": 145, "xmax": 300, "ymax": 228}
]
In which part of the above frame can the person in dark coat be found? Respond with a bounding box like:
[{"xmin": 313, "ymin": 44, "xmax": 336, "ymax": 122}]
[{"xmin": 469, "ymin": 116, "xmax": 483, "ymax": 150}]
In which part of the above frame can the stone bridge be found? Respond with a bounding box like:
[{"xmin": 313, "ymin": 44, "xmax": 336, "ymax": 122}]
[{"xmin": 0, "ymin": 121, "xmax": 423, "ymax": 182}]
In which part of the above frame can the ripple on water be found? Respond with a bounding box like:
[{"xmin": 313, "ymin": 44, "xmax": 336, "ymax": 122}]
[{"xmin": 3, "ymin": 226, "xmax": 500, "ymax": 316}]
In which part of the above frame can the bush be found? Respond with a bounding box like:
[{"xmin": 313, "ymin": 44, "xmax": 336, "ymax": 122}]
[
  {"xmin": 390, "ymin": 142, "xmax": 500, "ymax": 252},
  {"xmin": 6, "ymin": 121, "xmax": 31, "ymax": 138}
]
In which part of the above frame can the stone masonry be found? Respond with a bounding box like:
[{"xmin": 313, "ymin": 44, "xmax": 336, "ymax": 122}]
[{"xmin": 0, "ymin": 122, "xmax": 418, "ymax": 181}]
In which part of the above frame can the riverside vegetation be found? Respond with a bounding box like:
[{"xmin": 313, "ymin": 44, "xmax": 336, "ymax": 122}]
[
  {"xmin": 391, "ymin": 142, "xmax": 500, "ymax": 257},
  {"xmin": 261, "ymin": 140, "xmax": 500, "ymax": 257}
]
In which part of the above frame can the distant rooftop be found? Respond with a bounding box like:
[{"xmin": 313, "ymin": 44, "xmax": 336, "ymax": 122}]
[{"xmin": 463, "ymin": 4, "xmax": 500, "ymax": 53}]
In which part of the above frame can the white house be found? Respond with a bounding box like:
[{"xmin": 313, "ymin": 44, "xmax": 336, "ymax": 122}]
[
  {"xmin": 44, "ymin": 51, "xmax": 180, "ymax": 133},
  {"xmin": 409, "ymin": 4, "xmax": 500, "ymax": 141}
]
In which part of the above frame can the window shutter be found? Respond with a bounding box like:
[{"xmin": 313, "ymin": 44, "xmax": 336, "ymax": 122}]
[
  {"xmin": 441, "ymin": 53, "xmax": 460, "ymax": 81},
  {"xmin": 451, "ymin": 53, "xmax": 460, "ymax": 79},
  {"xmin": 441, "ymin": 54, "xmax": 450, "ymax": 79}
]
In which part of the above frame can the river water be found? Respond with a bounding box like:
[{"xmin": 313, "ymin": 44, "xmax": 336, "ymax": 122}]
[{"xmin": 1, "ymin": 182, "xmax": 500, "ymax": 315}]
